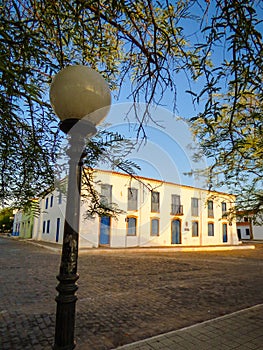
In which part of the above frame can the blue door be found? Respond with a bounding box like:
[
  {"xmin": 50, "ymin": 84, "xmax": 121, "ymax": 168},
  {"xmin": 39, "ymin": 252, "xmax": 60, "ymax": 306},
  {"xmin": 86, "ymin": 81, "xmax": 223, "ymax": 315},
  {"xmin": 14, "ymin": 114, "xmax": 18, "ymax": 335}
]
[
  {"xmin": 223, "ymin": 223, "xmax": 228, "ymax": 243},
  {"xmin": 99, "ymin": 216, "xmax": 111, "ymax": 245},
  {"xmin": 171, "ymin": 219, "xmax": 181, "ymax": 244},
  {"xmin": 56, "ymin": 218, "xmax": 60, "ymax": 243}
]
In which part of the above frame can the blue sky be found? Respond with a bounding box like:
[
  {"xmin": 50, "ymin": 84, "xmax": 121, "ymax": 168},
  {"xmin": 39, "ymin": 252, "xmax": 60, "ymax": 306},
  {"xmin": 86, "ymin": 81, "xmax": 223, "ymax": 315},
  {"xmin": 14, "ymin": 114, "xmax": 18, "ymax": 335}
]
[{"xmin": 98, "ymin": 101, "xmax": 208, "ymax": 189}]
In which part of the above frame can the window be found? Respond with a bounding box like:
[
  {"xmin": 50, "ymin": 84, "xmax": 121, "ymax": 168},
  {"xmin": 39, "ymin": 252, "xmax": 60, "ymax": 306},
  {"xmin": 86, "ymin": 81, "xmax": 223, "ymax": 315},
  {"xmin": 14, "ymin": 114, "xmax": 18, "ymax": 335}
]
[
  {"xmin": 171, "ymin": 195, "xmax": 183, "ymax": 215},
  {"xmin": 151, "ymin": 191, "xmax": 160, "ymax": 212},
  {"xmin": 208, "ymin": 200, "xmax": 214, "ymax": 218},
  {"xmin": 127, "ymin": 217, "xmax": 137, "ymax": 236},
  {"xmin": 101, "ymin": 184, "xmax": 112, "ymax": 206},
  {"xmin": 58, "ymin": 191, "xmax": 62, "ymax": 205},
  {"xmin": 192, "ymin": 221, "xmax": 199, "ymax": 237},
  {"xmin": 42, "ymin": 221, "xmax": 46, "ymax": 234},
  {"xmin": 45, "ymin": 198, "xmax": 49, "ymax": 209},
  {"xmin": 191, "ymin": 198, "xmax": 199, "ymax": 216},
  {"xmin": 208, "ymin": 223, "xmax": 214, "ymax": 236},
  {"xmin": 56, "ymin": 218, "xmax": 60, "ymax": 242},
  {"xmin": 128, "ymin": 188, "xmax": 138, "ymax": 211},
  {"xmin": 46, "ymin": 220, "xmax": 50, "ymax": 234},
  {"xmin": 151, "ymin": 218, "xmax": 159, "ymax": 236},
  {"xmin": 246, "ymin": 228, "xmax": 250, "ymax": 236},
  {"xmin": 244, "ymin": 217, "xmax": 249, "ymax": 222},
  {"xmin": 223, "ymin": 223, "xmax": 228, "ymax": 242},
  {"xmin": 50, "ymin": 195, "xmax": 54, "ymax": 208},
  {"xmin": 222, "ymin": 202, "xmax": 227, "ymax": 216}
]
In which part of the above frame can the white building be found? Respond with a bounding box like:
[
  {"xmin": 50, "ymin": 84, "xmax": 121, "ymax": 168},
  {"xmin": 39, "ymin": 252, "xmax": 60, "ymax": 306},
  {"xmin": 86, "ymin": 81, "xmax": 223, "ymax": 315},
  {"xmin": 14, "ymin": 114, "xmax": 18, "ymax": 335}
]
[
  {"xmin": 236, "ymin": 212, "xmax": 263, "ymax": 241},
  {"xmin": 31, "ymin": 169, "xmax": 239, "ymax": 248}
]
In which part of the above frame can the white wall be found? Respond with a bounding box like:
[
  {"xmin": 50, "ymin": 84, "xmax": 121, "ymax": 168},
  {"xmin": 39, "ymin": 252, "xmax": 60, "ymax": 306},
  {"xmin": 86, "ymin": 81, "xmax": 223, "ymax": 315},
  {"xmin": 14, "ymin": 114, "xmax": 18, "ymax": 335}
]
[
  {"xmin": 33, "ymin": 189, "xmax": 66, "ymax": 244},
  {"xmin": 32, "ymin": 169, "xmax": 239, "ymax": 248},
  {"xmin": 252, "ymin": 225, "xmax": 263, "ymax": 240}
]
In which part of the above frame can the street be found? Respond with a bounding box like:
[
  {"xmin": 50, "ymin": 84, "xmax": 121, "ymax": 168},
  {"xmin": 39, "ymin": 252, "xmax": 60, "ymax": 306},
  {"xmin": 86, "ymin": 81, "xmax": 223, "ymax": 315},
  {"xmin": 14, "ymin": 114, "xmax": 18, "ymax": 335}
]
[{"xmin": 0, "ymin": 237, "xmax": 263, "ymax": 349}]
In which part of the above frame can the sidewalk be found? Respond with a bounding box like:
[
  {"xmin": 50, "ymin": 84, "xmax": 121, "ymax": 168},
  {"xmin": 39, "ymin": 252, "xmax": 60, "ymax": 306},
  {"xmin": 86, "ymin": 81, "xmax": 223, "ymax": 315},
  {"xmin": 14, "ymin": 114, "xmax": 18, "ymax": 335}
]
[
  {"xmin": 25, "ymin": 238, "xmax": 256, "ymax": 254},
  {"xmin": 115, "ymin": 304, "xmax": 263, "ymax": 350}
]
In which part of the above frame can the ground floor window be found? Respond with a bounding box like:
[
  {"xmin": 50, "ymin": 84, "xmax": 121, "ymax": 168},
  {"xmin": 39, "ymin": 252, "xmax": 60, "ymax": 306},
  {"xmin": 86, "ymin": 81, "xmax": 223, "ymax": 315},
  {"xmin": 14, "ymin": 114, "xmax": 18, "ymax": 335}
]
[
  {"xmin": 192, "ymin": 221, "xmax": 199, "ymax": 237},
  {"xmin": 151, "ymin": 218, "xmax": 159, "ymax": 236},
  {"xmin": 46, "ymin": 220, "xmax": 50, "ymax": 234},
  {"xmin": 127, "ymin": 217, "xmax": 137, "ymax": 236},
  {"xmin": 208, "ymin": 222, "xmax": 214, "ymax": 236}
]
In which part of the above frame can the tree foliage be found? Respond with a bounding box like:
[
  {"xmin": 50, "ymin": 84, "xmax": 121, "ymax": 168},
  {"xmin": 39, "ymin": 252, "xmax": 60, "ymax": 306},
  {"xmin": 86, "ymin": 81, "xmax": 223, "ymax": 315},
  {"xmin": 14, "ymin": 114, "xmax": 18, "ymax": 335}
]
[
  {"xmin": 0, "ymin": 0, "xmax": 262, "ymax": 215},
  {"xmin": 0, "ymin": 207, "xmax": 14, "ymax": 232},
  {"xmin": 190, "ymin": 0, "xmax": 263, "ymax": 216}
]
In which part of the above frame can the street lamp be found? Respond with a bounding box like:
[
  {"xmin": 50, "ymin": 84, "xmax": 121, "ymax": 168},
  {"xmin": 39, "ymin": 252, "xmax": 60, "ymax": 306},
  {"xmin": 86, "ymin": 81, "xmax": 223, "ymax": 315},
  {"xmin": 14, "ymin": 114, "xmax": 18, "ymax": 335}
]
[{"xmin": 50, "ymin": 65, "xmax": 111, "ymax": 350}]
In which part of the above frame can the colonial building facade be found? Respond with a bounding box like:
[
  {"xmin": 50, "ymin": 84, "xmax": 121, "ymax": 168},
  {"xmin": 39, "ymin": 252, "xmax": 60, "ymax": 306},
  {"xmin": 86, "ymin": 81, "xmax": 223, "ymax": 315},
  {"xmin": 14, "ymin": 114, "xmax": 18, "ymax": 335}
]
[{"xmin": 26, "ymin": 169, "xmax": 239, "ymax": 248}]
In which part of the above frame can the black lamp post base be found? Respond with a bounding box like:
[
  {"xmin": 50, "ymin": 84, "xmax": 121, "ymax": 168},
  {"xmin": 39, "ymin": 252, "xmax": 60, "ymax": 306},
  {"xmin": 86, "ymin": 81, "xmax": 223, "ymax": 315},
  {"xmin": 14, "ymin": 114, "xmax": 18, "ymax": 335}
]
[{"xmin": 53, "ymin": 274, "xmax": 79, "ymax": 350}]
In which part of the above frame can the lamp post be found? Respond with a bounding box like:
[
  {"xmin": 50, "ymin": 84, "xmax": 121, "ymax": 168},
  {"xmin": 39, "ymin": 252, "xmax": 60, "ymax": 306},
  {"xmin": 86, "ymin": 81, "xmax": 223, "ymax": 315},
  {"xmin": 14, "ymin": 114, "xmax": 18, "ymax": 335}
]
[{"xmin": 50, "ymin": 65, "xmax": 111, "ymax": 350}]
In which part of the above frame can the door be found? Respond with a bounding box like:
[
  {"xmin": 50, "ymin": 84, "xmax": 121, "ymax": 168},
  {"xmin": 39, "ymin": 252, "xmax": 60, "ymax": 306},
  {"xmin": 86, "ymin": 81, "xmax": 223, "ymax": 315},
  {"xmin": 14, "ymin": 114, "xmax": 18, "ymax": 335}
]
[
  {"xmin": 99, "ymin": 216, "xmax": 111, "ymax": 245},
  {"xmin": 171, "ymin": 219, "xmax": 181, "ymax": 244},
  {"xmin": 56, "ymin": 218, "xmax": 60, "ymax": 243},
  {"xmin": 223, "ymin": 223, "xmax": 228, "ymax": 243}
]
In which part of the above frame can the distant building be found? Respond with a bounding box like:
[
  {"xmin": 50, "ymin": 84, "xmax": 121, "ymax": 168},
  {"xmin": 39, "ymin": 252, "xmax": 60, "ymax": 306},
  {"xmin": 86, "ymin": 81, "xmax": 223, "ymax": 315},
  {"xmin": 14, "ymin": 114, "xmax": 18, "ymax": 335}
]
[
  {"xmin": 236, "ymin": 211, "xmax": 263, "ymax": 241},
  {"xmin": 12, "ymin": 200, "xmax": 38, "ymax": 238},
  {"xmin": 27, "ymin": 168, "xmax": 239, "ymax": 248}
]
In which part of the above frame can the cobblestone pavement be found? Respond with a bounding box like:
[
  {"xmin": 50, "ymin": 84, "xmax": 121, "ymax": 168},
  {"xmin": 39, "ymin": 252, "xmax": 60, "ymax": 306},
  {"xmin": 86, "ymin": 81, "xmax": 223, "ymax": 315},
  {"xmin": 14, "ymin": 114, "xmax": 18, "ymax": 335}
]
[{"xmin": 0, "ymin": 237, "xmax": 263, "ymax": 350}]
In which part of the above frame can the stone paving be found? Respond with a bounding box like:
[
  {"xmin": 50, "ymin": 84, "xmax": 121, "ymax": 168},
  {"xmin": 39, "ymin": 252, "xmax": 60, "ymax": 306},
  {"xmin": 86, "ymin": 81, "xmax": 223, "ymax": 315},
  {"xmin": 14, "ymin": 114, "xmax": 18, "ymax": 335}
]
[
  {"xmin": 0, "ymin": 237, "xmax": 263, "ymax": 350},
  {"xmin": 115, "ymin": 304, "xmax": 263, "ymax": 350}
]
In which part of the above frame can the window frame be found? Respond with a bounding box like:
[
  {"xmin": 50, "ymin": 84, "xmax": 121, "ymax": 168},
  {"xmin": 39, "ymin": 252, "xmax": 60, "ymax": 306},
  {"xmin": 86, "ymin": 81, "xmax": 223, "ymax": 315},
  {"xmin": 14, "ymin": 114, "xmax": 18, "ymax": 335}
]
[
  {"xmin": 191, "ymin": 197, "xmax": 199, "ymax": 217},
  {"xmin": 171, "ymin": 194, "xmax": 183, "ymax": 215},
  {"xmin": 208, "ymin": 222, "xmax": 214, "ymax": 236},
  {"xmin": 151, "ymin": 191, "xmax": 160, "ymax": 213},
  {"xmin": 207, "ymin": 200, "xmax": 214, "ymax": 218},
  {"xmin": 58, "ymin": 191, "xmax": 62, "ymax": 205},
  {"xmin": 150, "ymin": 218, "xmax": 160, "ymax": 236},
  {"xmin": 101, "ymin": 184, "xmax": 112, "ymax": 206},
  {"xmin": 46, "ymin": 219, "xmax": 50, "ymax": 234},
  {"xmin": 222, "ymin": 202, "xmax": 227, "ymax": 216},
  {"xmin": 192, "ymin": 221, "xmax": 199, "ymax": 237},
  {"xmin": 50, "ymin": 195, "xmax": 54, "ymax": 208},
  {"xmin": 127, "ymin": 216, "xmax": 137, "ymax": 236},
  {"xmin": 127, "ymin": 187, "xmax": 138, "ymax": 211}
]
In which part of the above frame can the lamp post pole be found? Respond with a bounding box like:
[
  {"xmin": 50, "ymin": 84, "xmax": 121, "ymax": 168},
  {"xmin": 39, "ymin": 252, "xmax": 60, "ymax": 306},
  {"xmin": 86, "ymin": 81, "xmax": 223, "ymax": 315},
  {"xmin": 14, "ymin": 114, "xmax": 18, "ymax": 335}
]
[
  {"xmin": 50, "ymin": 65, "xmax": 111, "ymax": 350},
  {"xmin": 53, "ymin": 120, "xmax": 96, "ymax": 350}
]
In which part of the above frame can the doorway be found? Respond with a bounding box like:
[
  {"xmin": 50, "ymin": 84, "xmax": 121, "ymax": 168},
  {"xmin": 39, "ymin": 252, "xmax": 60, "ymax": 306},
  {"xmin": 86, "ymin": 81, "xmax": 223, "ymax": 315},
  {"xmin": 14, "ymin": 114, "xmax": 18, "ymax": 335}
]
[
  {"xmin": 171, "ymin": 219, "xmax": 181, "ymax": 244},
  {"xmin": 99, "ymin": 216, "xmax": 111, "ymax": 245},
  {"xmin": 223, "ymin": 223, "xmax": 228, "ymax": 243}
]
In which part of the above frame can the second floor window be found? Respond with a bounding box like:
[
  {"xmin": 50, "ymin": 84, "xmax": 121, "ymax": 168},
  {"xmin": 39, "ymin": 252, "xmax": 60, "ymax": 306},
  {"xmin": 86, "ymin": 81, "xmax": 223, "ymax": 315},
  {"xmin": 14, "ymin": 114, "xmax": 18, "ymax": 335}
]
[
  {"xmin": 191, "ymin": 198, "xmax": 199, "ymax": 216},
  {"xmin": 222, "ymin": 202, "xmax": 227, "ymax": 216},
  {"xmin": 101, "ymin": 184, "xmax": 112, "ymax": 206},
  {"xmin": 151, "ymin": 191, "xmax": 160, "ymax": 212},
  {"xmin": 171, "ymin": 195, "xmax": 182, "ymax": 214},
  {"xmin": 208, "ymin": 200, "xmax": 214, "ymax": 218},
  {"xmin": 128, "ymin": 188, "xmax": 138, "ymax": 211},
  {"xmin": 50, "ymin": 195, "xmax": 54, "ymax": 208},
  {"xmin": 58, "ymin": 192, "xmax": 62, "ymax": 205},
  {"xmin": 45, "ymin": 198, "xmax": 49, "ymax": 209}
]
